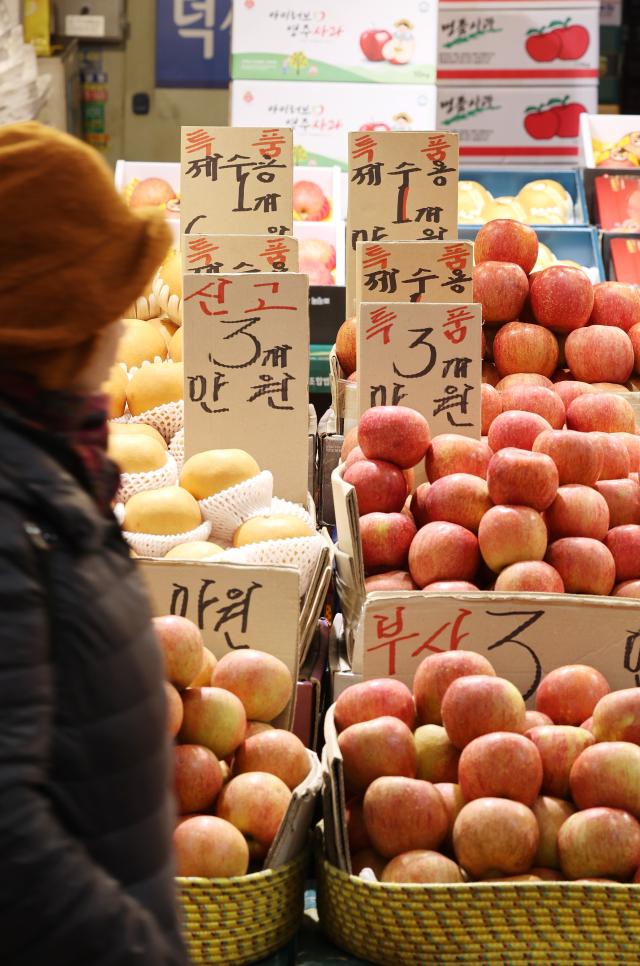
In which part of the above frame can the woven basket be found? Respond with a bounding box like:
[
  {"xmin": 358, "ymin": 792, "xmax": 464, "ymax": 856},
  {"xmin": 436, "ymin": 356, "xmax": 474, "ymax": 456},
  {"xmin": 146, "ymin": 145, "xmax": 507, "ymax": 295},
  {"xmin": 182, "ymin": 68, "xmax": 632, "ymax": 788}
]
[
  {"xmin": 317, "ymin": 851, "xmax": 640, "ymax": 965},
  {"xmin": 177, "ymin": 850, "xmax": 307, "ymax": 965}
]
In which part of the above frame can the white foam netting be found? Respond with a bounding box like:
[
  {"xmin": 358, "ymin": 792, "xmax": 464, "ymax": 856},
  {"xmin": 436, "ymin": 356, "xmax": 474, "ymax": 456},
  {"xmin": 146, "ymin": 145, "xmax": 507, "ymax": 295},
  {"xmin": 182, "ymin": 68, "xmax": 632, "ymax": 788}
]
[
  {"xmin": 169, "ymin": 428, "xmax": 185, "ymax": 473},
  {"xmin": 221, "ymin": 534, "xmax": 325, "ymax": 597},
  {"xmin": 129, "ymin": 399, "xmax": 184, "ymax": 442},
  {"xmin": 245, "ymin": 497, "xmax": 315, "ymax": 530},
  {"xmin": 116, "ymin": 455, "xmax": 179, "ymax": 505},
  {"xmin": 122, "ymin": 520, "xmax": 212, "ymax": 558},
  {"xmin": 125, "ymin": 291, "xmax": 161, "ymax": 321},
  {"xmin": 153, "ymin": 274, "xmax": 182, "ymax": 326},
  {"xmin": 199, "ymin": 471, "xmax": 274, "ymax": 542}
]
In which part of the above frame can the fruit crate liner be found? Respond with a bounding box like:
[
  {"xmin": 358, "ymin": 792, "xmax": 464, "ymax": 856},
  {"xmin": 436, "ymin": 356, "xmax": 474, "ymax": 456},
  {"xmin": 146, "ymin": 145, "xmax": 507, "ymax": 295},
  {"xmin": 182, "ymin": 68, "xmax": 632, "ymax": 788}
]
[
  {"xmin": 222, "ymin": 534, "xmax": 326, "ymax": 597},
  {"xmin": 153, "ymin": 268, "xmax": 182, "ymax": 326},
  {"xmin": 122, "ymin": 520, "xmax": 212, "ymax": 558},
  {"xmin": 116, "ymin": 455, "xmax": 179, "ymax": 505}
]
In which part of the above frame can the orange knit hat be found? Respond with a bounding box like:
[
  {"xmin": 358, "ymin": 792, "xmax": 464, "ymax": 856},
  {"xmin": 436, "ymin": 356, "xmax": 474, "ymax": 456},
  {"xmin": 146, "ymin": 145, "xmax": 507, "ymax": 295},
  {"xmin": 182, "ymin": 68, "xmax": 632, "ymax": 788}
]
[{"xmin": 0, "ymin": 123, "xmax": 172, "ymax": 389}]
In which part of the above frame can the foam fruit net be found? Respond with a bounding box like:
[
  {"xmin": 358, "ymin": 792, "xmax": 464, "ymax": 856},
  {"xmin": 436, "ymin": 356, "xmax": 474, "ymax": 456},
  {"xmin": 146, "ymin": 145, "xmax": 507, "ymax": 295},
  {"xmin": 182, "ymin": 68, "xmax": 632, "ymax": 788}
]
[
  {"xmin": 116, "ymin": 456, "xmax": 179, "ymax": 505},
  {"xmin": 122, "ymin": 520, "xmax": 212, "ymax": 558},
  {"xmin": 200, "ymin": 471, "xmax": 274, "ymax": 542},
  {"xmin": 169, "ymin": 429, "xmax": 184, "ymax": 473},
  {"xmin": 245, "ymin": 496, "xmax": 315, "ymax": 530},
  {"xmin": 222, "ymin": 534, "xmax": 325, "ymax": 597},
  {"xmin": 129, "ymin": 400, "xmax": 184, "ymax": 442}
]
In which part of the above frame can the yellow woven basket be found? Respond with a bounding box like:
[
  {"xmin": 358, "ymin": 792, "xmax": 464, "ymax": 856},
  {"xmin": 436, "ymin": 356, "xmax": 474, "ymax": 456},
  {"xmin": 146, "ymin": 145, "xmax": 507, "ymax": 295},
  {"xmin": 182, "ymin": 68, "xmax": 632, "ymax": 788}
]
[
  {"xmin": 177, "ymin": 850, "xmax": 307, "ymax": 965},
  {"xmin": 317, "ymin": 852, "xmax": 640, "ymax": 965}
]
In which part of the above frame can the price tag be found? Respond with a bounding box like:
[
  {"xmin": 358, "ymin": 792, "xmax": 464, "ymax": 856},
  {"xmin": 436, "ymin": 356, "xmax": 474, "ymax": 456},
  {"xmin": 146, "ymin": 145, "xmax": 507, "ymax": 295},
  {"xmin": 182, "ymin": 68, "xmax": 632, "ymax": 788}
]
[
  {"xmin": 182, "ymin": 233, "xmax": 299, "ymax": 274},
  {"xmin": 356, "ymin": 239, "xmax": 473, "ymax": 307}
]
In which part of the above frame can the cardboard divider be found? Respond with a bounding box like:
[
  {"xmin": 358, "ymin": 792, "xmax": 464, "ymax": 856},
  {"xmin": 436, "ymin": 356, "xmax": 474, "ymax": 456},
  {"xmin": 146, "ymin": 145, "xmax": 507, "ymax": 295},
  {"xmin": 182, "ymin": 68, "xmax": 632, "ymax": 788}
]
[
  {"xmin": 266, "ymin": 748, "xmax": 323, "ymax": 869},
  {"xmin": 321, "ymin": 705, "xmax": 350, "ymax": 874}
]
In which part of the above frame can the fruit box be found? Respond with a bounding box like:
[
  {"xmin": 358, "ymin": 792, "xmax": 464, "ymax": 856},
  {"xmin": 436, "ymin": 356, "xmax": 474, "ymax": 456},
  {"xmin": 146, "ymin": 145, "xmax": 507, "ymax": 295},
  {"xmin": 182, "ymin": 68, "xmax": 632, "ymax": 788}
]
[
  {"xmin": 580, "ymin": 112, "xmax": 640, "ymax": 168},
  {"xmin": 113, "ymin": 160, "xmax": 180, "ymax": 219},
  {"xmin": 230, "ymin": 0, "xmax": 438, "ymax": 85},
  {"xmin": 603, "ymin": 232, "xmax": 640, "ymax": 286},
  {"xmin": 438, "ymin": 0, "xmax": 599, "ymax": 83},
  {"xmin": 229, "ymin": 80, "xmax": 438, "ymax": 171},
  {"xmin": 458, "ymin": 224, "xmax": 605, "ymax": 281},
  {"xmin": 437, "ymin": 83, "xmax": 598, "ymax": 165},
  {"xmin": 292, "ymin": 220, "xmax": 346, "ymax": 286},
  {"xmin": 293, "ymin": 165, "xmax": 342, "ymax": 223},
  {"xmin": 460, "ymin": 166, "xmax": 589, "ymax": 225},
  {"xmin": 594, "ymin": 172, "xmax": 640, "ymax": 230}
]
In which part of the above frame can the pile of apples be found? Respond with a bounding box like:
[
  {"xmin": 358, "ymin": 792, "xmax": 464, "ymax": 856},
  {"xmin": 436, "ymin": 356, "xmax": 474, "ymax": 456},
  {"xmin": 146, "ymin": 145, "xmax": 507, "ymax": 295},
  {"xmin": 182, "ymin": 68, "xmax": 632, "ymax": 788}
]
[
  {"xmin": 342, "ymin": 398, "xmax": 640, "ymax": 597},
  {"xmin": 337, "ymin": 653, "xmax": 640, "ymax": 883},
  {"xmin": 155, "ymin": 615, "xmax": 310, "ymax": 878}
]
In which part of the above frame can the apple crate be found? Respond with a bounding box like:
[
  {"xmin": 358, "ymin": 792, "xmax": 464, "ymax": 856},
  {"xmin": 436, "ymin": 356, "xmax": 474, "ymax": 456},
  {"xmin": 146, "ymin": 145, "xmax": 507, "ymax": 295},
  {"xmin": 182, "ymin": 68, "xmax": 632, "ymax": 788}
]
[
  {"xmin": 458, "ymin": 225, "xmax": 605, "ymax": 282},
  {"xmin": 459, "ymin": 167, "xmax": 589, "ymax": 226}
]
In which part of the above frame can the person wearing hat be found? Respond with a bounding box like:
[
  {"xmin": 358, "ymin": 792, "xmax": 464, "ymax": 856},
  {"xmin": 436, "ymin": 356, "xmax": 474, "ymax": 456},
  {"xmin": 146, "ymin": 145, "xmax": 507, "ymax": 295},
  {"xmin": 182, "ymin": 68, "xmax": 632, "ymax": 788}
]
[{"xmin": 0, "ymin": 123, "xmax": 188, "ymax": 965}]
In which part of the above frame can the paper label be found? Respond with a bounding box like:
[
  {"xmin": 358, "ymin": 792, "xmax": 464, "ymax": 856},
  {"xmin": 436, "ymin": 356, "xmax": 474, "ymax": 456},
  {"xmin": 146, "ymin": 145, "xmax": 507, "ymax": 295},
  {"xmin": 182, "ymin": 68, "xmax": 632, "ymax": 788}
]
[
  {"xmin": 65, "ymin": 14, "xmax": 105, "ymax": 37},
  {"xmin": 182, "ymin": 234, "xmax": 299, "ymax": 274},
  {"xmin": 356, "ymin": 239, "xmax": 473, "ymax": 307}
]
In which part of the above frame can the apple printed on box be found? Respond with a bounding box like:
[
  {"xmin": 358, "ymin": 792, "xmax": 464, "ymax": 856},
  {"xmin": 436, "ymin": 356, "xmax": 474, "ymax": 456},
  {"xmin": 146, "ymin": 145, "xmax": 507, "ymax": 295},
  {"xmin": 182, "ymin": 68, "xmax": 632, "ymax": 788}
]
[{"xmin": 231, "ymin": 0, "xmax": 438, "ymax": 85}]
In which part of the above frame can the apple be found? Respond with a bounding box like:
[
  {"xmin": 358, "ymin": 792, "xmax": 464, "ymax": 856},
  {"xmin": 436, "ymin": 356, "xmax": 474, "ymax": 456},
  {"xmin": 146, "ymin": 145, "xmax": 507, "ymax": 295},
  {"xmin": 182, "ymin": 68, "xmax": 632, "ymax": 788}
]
[
  {"xmin": 338, "ymin": 716, "xmax": 417, "ymax": 792},
  {"xmin": 628, "ymin": 323, "xmax": 640, "ymax": 375},
  {"xmin": 425, "ymin": 435, "xmax": 493, "ymax": 481},
  {"xmin": 613, "ymin": 579, "xmax": 640, "ymax": 598},
  {"xmin": 343, "ymin": 445, "xmax": 366, "ymax": 471},
  {"xmin": 605, "ymin": 524, "xmax": 640, "ymax": 581},
  {"xmin": 475, "ymin": 219, "xmax": 539, "ymax": 275},
  {"xmin": 481, "ymin": 383, "xmax": 502, "ymax": 434},
  {"xmin": 165, "ymin": 681, "xmax": 184, "ymax": 737},
  {"xmin": 553, "ymin": 379, "xmax": 597, "ymax": 410},
  {"xmin": 526, "ymin": 724, "xmax": 595, "ymax": 797},
  {"xmin": 482, "ymin": 361, "xmax": 500, "ymax": 386},
  {"xmin": 458, "ymin": 732, "xmax": 543, "ymax": 806},
  {"xmin": 488, "ymin": 411, "xmax": 552, "ymax": 453},
  {"xmin": 496, "ymin": 373, "xmax": 554, "ymax": 391},
  {"xmin": 364, "ymin": 570, "xmax": 418, "ymax": 592},
  {"xmin": 212, "ymin": 649, "xmax": 292, "ymax": 723},
  {"xmin": 570, "ymin": 742, "xmax": 640, "ymax": 817},
  {"xmin": 535, "ymin": 664, "xmax": 610, "ymax": 729},
  {"xmin": 532, "ymin": 796, "xmax": 576, "ymax": 870},
  {"xmin": 414, "ymin": 474, "xmax": 491, "ymax": 533},
  {"xmin": 189, "ymin": 646, "xmax": 217, "ymax": 687},
  {"xmin": 216, "ymin": 772, "xmax": 291, "ymax": 860},
  {"xmin": 524, "ymin": 710, "xmax": 554, "ymax": 730},
  {"xmin": 414, "ymin": 724, "xmax": 460, "ymax": 783},
  {"xmin": 590, "ymin": 282, "xmax": 640, "ymax": 332},
  {"xmin": 593, "ymin": 689, "xmax": 640, "ymax": 744},
  {"xmin": 180, "ymin": 687, "xmax": 247, "ymax": 759},
  {"xmin": 533, "ymin": 429, "xmax": 603, "ymax": 485},
  {"xmin": 340, "ymin": 425, "xmax": 359, "ymax": 461},
  {"xmin": 346, "ymin": 798, "xmax": 370, "ymax": 853},
  {"xmin": 351, "ymin": 848, "xmax": 387, "ymax": 878},
  {"xmin": 408, "ymin": 521, "xmax": 480, "ymax": 588},
  {"xmin": 293, "ymin": 180, "xmax": 330, "ymax": 221},
  {"xmin": 424, "ymin": 580, "xmax": 479, "ymax": 591},
  {"xmin": 530, "ymin": 867, "xmax": 564, "ymax": 880},
  {"xmin": 233, "ymin": 729, "xmax": 310, "ymax": 790},
  {"xmin": 493, "ymin": 322, "xmax": 559, "ymax": 378},
  {"xmin": 453, "ymin": 798, "xmax": 539, "ymax": 877},
  {"xmin": 299, "ymin": 257, "xmax": 334, "ymax": 287},
  {"xmin": 343, "ymin": 458, "xmax": 407, "ymax": 515},
  {"xmin": 358, "ymin": 405, "xmax": 430, "ymax": 469},
  {"xmin": 473, "ymin": 261, "xmax": 529, "ymax": 324},
  {"xmin": 478, "ymin": 504, "xmax": 547, "ymax": 572},
  {"xmin": 530, "ymin": 265, "xmax": 594, "ymax": 334},
  {"xmin": 435, "ymin": 782, "xmax": 466, "ymax": 850},
  {"xmin": 363, "ymin": 776, "xmax": 448, "ymax": 858},
  {"xmin": 441, "ymin": 675, "xmax": 526, "ymax": 749},
  {"xmin": 545, "ymin": 537, "xmax": 616, "ymax": 596},
  {"xmin": 153, "ymin": 615, "xmax": 204, "ymax": 688},
  {"xmin": 566, "ymin": 392, "xmax": 636, "ymax": 434},
  {"xmin": 173, "ymin": 815, "xmax": 249, "ymax": 877},
  {"xmin": 336, "ymin": 317, "xmax": 356, "ymax": 376},
  {"xmin": 360, "ymin": 512, "xmax": 417, "ymax": 573},
  {"xmin": 413, "ymin": 650, "xmax": 496, "ymax": 726},
  {"xmin": 494, "ymin": 561, "xmax": 564, "ymax": 593},
  {"xmin": 299, "ymin": 238, "xmax": 336, "ymax": 271},
  {"xmin": 499, "ymin": 385, "xmax": 565, "ymax": 430},
  {"xmin": 334, "ymin": 678, "xmax": 416, "ymax": 732},
  {"xmin": 245, "ymin": 721, "xmax": 273, "ymax": 739},
  {"xmin": 592, "ymin": 432, "xmax": 631, "ymax": 480},
  {"xmin": 360, "ymin": 28, "xmax": 393, "ymax": 61},
  {"xmin": 544, "ymin": 484, "xmax": 610, "ymax": 541},
  {"xmin": 382, "ymin": 850, "xmax": 463, "ymax": 884},
  {"xmin": 558, "ymin": 807, "xmax": 640, "ymax": 880},
  {"xmin": 174, "ymin": 744, "xmax": 223, "ymax": 815},
  {"xmin": 614, "ymin": 432, "xmax": 640, "ymax": 472},
  {"xmin": 129, "ymin": 177, "xmax": 176, "ymax": 209},
  {"xmin": 487, "ymin": 447, "xmax": 559, "ymax": 511},
  {"xmin": 565, "ymin": 325, "xmax": 634, "ymax": 384}
]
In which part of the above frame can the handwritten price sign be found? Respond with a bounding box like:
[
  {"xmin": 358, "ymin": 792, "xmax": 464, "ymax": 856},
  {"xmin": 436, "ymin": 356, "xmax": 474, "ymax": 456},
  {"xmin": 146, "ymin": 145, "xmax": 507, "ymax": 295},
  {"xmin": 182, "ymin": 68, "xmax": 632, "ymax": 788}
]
[
  {"xmin": 183, "ymin": 272, "xmax": 309, "ymax": 502},
  {"xmin": 346, "ymin": 131, "xmax": 459, "ymax": 311},
  {"xmin": 356, "ymin": 240, "xmax": 473, "ymax": 307},
  {"xmin": 356, "ymin": 301, "xmax": 481, "ymax": 437},
  {"xmin": 180, "ymin": 126, "xmax": 293, "ymax": 236},
  {"xmin": 182, "ymin": 234, "xmax": 299, "ymax": 275}
]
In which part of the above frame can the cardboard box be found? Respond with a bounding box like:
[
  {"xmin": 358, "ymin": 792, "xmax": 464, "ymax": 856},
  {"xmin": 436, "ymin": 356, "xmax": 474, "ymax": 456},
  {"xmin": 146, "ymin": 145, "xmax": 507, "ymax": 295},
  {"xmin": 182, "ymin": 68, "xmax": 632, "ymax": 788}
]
[
  {"xmin": 459, "ymin": 166, "xmax": 589, "ymax": 225},
  {"xmin": 231, "ymin": 0, "xmax": 438, "ymax": 85},
  {"xmin": 607, "ymin": 234, "xmax": 640, "ymax": 284},
  {"xmin": 595, "ymin": 173, "xmax": 640, "ymax": 230},
  {"xmin": 579, "ymin": 112, "xmax": 640, "ymax": 168},
  {"xmin": 438, "ymin": 84, "xmax": 598, "ymax": 164},
  {"xmin": 318, "ymin": 430, "xmax": 343, "ymax": 528},
  {"xmin": 293, "ymin": 617, "xmax": 330, "ymax": 750},
  {"xmin": 438, "ymin": 0, "xmax": 599, "ymax": 82},
  {"xmin": 266, "ymin": 747, "xmax": 323, "ymax": 870},
  {"xmin": 229, "ymin": 80, "xmax": 438, "ymax": 171}
]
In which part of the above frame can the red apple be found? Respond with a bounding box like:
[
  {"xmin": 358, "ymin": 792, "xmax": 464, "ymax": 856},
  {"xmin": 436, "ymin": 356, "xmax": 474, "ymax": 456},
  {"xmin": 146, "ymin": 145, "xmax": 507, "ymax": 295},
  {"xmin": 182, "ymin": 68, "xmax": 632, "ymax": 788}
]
[
  {"xmin": 487, "ymin": 447, "xmax": 559, "ymax": 511},
  {"xmin": 408, "ymin": 521, "xmax": 479, "ymax": 588},
  {"xmin": 336, "ymin": 317, "xmax": 356, "ymax": 375},
  {"xmin": 338, "ymin": 716, "xmax": 417, "ymax": 792},
  {"xmin": 414, "ymin": 724, "xmax": 460, "ymax": 784},
  {"xmin": 180, "ymin": 687, "xmax": 247, "ymax": 759},
  {"xmin": 488, "ymin": 411, "xmax": 552, "ymax": 453},
  {"xmin": 344, "ymin": 458, "xmax": 407, "ymax": 515},
  {"xmin": 475, "ymin": 219, "xmax": 539, "ymax": 275},
  {"xmin": 496, "ymin": 373, "xmax": 554, "ymax": 391},
  {"xmin": 364, "ymin": 570, "xmax": 418, "ymax": 592},
  {"xmin": 565, "ymin": 325, "xmax": 634, "ymax": 384},
  {"xmin": 494, "ymin": 561, "xmax": 564, "ymax": 593},
  {"xmin": 413, "ymin": 473, "xmax": 491, "ymax": 533},
  {"xmin": 334, "ymin": 678, "xmax": 416, "ymax": 732},
  {"xmin": 300, "ymin": 239, "xmax": 336, "ymax": 270},
  {"xmin": 499, "ymin": 385, "xmax": 566, "ymax": 430},
  {"xmin": 614, "ymin": 432, "xmax": 640, "ymax": 473},
  {"xmin": 424, "ymin": 580, "xmax": 479, "ymax": 591},
  {"xmin": 358, "ymin": 406, "xmax": 430, "ymax": 469},
  {"xmin": 360, "ymin": 511, "xmax": 417, "ymax": 573},
  {"xmin": 413, "ymin": 650, "xmax": 496, "ymax": 726},
  {"xmin": 381, "ymin": 851, "xmax": 463, "ymax": 884},
  {"xmin": 293, "ymin": 179, "xmax": 330, "ymax": 220},
  {"xmin": 553, "ymin": 379, "xmax": 597, "ymax": 410},
  {"xmin": 532, "ymin": 796, "xmax": 576, "ymax": 869},
  {"xmin": 544, "ymin": 484, "xmax": 610, "ymax": 541},
  {"xmin": 526, "ymin": 724, "xmax": 595, "ymax": 797},
  {"xmin": 473, "ymin": 261, "xmax": 529, "ymax": 324},
  {"xmin": 592, "ymin": 432, "xmax": 631, "ymax": 481},
  {"xmin": 216, "ymin": 772, "xmax": 292, "ymax": 860},
  {"xmin": 245, "ymin": 721, "xmax": 273, "ymax": 739},
  {"xmin": 483, "ymin": 361, "xmax": 500, "ymax": 386},
  {"xmin": 481, "ymin": 383, "xmax": 502, "ymax": 434},
  {"xmin": 441, "ymin": 675, "xmax": 526, "ymax": 749},
  {"xmin": 479, "ymin": 504, "xmax": 547, "ymax": 572},
  {"xmin": 173, "ymin": 815, "xmax": 249, "ymax": 877},
  {"xmin": 590, "ymin": 282, "xmax": 640, "ymax": 332},
  {"xmin": 130, "ymin": 177, "xmax": 176, "ymax": 209},
  {"xmin": 351, "ymin": 848, "xmax": 386, "ymax": 878},
  {"xmin": 212, "ymin": 649, "xmax": 293, "ymax": 723},
  {"xmin": 360, "ymin": 28, "xmax": 393, "ymax": 61},
  {"xmin": 165, "ymin": 681, "xmax": 184, "ymax": 737},
  {"xmin": 453, "ymin": 798, "xmax": 539, "ymax": 877},
  {"xmin": 340, "ymin": 426, "xmax": 359, "ymax": 461},
  {"xmin": 233, "ymin": 730, "xmax": 310, "ymax": 791},
  {"xmin": 628, "ymin": 322, "xmax": 640, "ymax": 374},
  {"xmin": 153, "ymin": 615, "xmax": 204, "ymax": 688},
  {"xmin": 435, "ymin": 782, "xmax": 466, "ymax": 850},
  {"xmin": 343, "ymin": 445, "xmax": 366, "ymax": 470},
  {"xmin": 174, "ymin": 744, "xmax": 223, "ymax": 815},
  {"xmin": 425, "ymin": 435, "xmax": 493, "ymax": 481},
  {"xmin": 533, "ymin": 429, "xmax": 603, "ymax": 485},
  {"xmin": 363, "ymin": 776, "xmax": 448, "ymax": 859},
  {"xmin": 558, "ymin": 807, "xmax": 640, "ymax": 880},
  {"xmin": 570, "ymin": 742, "xmax": 640, "ymax": 817},
  {"xmin": 530, "ymin": 265, "xmax": 594, "ymax": 334},
  {"xmin": 613, "ymin": 579, "xmax": 640, "ymax": 598},
  {"xmin": 545, "ymin": 538, "xmax": 616, "ymax": 595},
  {"xmin": 535, "ymin": 664, "xmax": 611, "ymax": 727},
  {"xmin": 189, "ymin": 647, "xmax": 217, "ymax": 688},
  {"xmin": 593, "ymin": 689, "xmax": 640, "ymax": 743},
  {"xmin": 459, "ymin": 732, "xmax": 543, "ymax": 806},
  {"xmin": 493, "ymin": 322, "xmax": 559, "ymax": 378},
  {"xmin": 605, "ymin": 524, "xmax": 640, "ymax": 581},
  {"xmin": 346, "ymin": 798, "xmax": 370, "ymax": 853},
  {"xmin": 525, "ymin": 710, "xmax": 554, "ymax": 730},
  {"xmin": 566, "ymin": 392, "xmax": 636, "ymax": 434}
]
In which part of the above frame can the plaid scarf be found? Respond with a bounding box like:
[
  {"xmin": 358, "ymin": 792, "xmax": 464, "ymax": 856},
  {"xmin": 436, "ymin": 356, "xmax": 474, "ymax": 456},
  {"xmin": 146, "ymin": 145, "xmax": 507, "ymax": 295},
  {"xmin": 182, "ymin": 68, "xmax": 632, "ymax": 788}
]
[{"xmin": 0, "ymin": 379, "xmax": 119, "ymax": 514}]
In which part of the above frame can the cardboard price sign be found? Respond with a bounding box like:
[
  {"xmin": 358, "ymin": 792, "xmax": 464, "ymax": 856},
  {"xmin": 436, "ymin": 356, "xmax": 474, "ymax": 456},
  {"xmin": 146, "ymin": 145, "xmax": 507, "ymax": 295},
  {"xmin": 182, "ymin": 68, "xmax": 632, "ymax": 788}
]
[
  {"xmin": 357, "ymin": 591, "xmax": 640, "ymax": 699},
  {"xmin": 182, "ymin": 234, "xmax": 299, "ymax": 275},
  {"xmin": 183, "ymin": 272, "xmax": 309, "ymax": 503},
  {"xmin": 180, "ymin": 126, "xmax": 293, "ymax": 236},
  {"xmin": 346, "ymin": 131, "xmax": 459, "ymax": 310},
  {"xmin": 356, "ymin": 240, "xmax": 472, "ymax": 307},
  {"xmin": 356, "ymin": 301, "xmax": 481, "ymax": 437}
]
